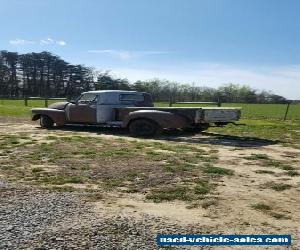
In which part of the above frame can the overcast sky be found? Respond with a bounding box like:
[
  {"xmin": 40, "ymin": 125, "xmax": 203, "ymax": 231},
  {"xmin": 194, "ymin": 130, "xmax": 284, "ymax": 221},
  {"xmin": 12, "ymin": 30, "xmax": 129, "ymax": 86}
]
[{"xmin": 1, "ymin": 0, "xmax": 300, "ymax": 99}]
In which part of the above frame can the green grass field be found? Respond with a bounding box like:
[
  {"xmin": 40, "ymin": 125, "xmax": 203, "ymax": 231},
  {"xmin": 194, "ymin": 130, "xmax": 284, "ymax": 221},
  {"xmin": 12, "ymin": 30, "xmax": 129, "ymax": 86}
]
[
  {"xmin": 155, "ymin": 102, "xmax": 300, "ymax": 120},
  {"xmin": 0, "ymin": 99, "xmax": 299, "ymax": 120},
  {"xmin": 0, "ymin": 99, "xmax": 61, "ymax": 117},
  {"xmin": 154, "ymin": 101, "xmax": 299, "ymax": 147},
  {"xmin": 0, "ymin": 98, "xmax": 299, "ymax": 148},
  {"xmin": 208, "ymin": 119, "xmax": 300, "ymax": 148}
]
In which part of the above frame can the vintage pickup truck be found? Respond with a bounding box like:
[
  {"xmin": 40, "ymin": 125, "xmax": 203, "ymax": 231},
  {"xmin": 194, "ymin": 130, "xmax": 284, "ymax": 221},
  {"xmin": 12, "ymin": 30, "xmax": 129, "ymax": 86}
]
[{"xmin": 31, "ymin": 90, "xmax": 241, "ymax": 136}]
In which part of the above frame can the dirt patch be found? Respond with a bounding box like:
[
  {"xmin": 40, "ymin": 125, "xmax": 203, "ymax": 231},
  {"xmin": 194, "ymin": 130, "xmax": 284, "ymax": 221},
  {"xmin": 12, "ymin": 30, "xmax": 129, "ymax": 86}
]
[
  {"xmin": 1, "ymin": 121, "xmax": 300, "ymax": 248},
  {"xmin": 94, "ymin": 193, "xmax": 212, "ymax": 225}
]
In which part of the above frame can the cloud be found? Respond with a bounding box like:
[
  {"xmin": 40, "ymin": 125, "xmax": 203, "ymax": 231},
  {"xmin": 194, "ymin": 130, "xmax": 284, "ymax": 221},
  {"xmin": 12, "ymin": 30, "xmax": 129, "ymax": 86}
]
[
  {"xmin": 9, "ymin": 38, "xmax": 66, "ymax": 46},
  {"xmin": 40, "ymin": 38, "xmax": 54, "ymax": 45},
  {"xmin": 9, "ymin": 39, "xmax": 35, "ymax": 45},
  {"xmin": 40, "ymin": 38, "xmax": 67, "ymax": 46},
  {"xmin": 56, "ymin": 40, "xmax": 67, "ymax": 46},
  {"xmin": 108, "ymin": 64, "xmax": 300, "ymax": 99},
  {"xmin": 87, "ymin": 49, "xmax": 167, "ymax": 60},
  {"xmin": 118, "ymin": 51, "xmax": 131, "ymax": 60}
]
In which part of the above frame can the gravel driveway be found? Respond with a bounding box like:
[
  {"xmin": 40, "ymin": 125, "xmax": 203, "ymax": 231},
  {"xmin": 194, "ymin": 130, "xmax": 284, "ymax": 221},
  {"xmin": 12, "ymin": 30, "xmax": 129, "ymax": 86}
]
[{"xmin": 0, "ymin": 179, "xmax": 208, "ymax": 250}]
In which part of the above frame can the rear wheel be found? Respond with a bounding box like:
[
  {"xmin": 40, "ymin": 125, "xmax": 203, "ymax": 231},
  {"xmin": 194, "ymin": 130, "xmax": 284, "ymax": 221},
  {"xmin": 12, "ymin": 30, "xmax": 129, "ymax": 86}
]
[
  {"xmin": 129, "ymin": 119, "xmax": 161, "ymax": 137},
  {"xmin": 183, "ymin": 124, "xmax": 209, "ymax": 133},
  {"xmin": 40, "ymin": 115, "xmax": 54, "ymax": 128}
]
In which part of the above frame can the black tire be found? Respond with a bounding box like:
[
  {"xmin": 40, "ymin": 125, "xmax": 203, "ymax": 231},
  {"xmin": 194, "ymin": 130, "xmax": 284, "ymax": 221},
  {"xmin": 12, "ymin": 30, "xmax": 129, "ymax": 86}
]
[
  {"xmin": 183, "ymin": 124, "xmax": 209, "ymax": 133},
  {"xmin": 40, "ymin": 115, "xmax": 54, "ymax": 128},
  {"xmin": 129, "ymin": 119, "xmax": 161, "ymax": 137}
]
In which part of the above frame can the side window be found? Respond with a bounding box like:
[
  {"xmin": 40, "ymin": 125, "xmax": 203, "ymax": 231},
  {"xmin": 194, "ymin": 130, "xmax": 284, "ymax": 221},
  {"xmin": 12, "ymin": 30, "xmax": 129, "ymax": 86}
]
[
  {"xmin": 119, "ymin": 94, "xmax": 144, "ymax": 102},
  {"xmin": 77, "ymin": 93, "xmax": 97, "ymax": 104}
]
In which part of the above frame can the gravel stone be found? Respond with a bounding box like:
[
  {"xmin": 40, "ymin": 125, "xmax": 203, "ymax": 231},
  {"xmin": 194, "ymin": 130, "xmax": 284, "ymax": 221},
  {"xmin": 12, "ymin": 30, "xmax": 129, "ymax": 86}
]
[{"xmin": 0, "ymin": 180, "xmax": 209, "ymax": 250}]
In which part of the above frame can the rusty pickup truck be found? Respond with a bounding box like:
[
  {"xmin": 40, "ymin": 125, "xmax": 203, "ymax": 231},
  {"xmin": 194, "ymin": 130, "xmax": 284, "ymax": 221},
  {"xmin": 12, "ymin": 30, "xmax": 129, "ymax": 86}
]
[{"xmin": 31, "ymin": 90, "xmax": 241, "ymax": 136}]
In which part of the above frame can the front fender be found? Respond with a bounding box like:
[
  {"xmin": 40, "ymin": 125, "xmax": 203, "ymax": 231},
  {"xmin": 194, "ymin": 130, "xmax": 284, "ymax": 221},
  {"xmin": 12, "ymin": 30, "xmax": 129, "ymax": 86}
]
[
  {"xmin": 122, "ymin": 110, "xmax": 190, "ymax": 129},
  {"xmin": 31, "ymin": 108, "xmax": 66, "ymax": 126}
]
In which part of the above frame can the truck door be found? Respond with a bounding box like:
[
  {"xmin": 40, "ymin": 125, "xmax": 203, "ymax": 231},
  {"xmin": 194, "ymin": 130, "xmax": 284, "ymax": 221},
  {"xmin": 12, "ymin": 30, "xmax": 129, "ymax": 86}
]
[
  {"xmin": 96, "ymin": 92, "xmax": 139, "ymax": 123},
  {"xmin": 66, "ymin": 93, "xmax": 97, "ymax": 123}
]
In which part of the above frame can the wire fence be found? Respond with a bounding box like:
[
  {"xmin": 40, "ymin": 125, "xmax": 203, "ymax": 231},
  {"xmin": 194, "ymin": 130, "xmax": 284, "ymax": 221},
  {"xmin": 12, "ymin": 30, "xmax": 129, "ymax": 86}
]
[
  {"xmin": 0, "ymin": 98, "xmax": 299, "ymax": 120},
  {"xmin": 156, "ymin": 101, "xmax": 300, "ymax": 120}
]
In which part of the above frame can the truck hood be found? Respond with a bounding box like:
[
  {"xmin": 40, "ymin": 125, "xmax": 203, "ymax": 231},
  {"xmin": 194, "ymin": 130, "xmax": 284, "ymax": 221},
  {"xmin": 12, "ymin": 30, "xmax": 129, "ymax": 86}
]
[{"xmin": 48, "ymin": 102, "xmax": 69, "ymax": 110}]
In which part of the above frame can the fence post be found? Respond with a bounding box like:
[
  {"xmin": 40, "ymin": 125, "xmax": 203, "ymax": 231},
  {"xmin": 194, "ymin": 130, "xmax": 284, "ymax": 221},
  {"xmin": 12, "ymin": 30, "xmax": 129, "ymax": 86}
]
[
  {"xmin": 24, "ymin": 97, "xmax": 28, "ymax": 106},
  {"xmin": 169, "ymin": 92, "xmax": 173, "ymax": 107},
  {"xmin": 283, "ymin": 102, "xmax": 291, "ymax": 121},
  {"xmin": 45, "ymin": 98, "xmax": 48, "ymax": 107},
  {"xmin": 217, "ymin": 97, "xmax": 221, "ymax": 107}
]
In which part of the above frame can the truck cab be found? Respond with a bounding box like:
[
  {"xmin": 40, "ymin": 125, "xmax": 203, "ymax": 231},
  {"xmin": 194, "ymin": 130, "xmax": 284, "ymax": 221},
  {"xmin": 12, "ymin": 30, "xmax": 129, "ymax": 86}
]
[{"xmin": 65, "ymin": 90, "xmax": 153, "ymax": 124}]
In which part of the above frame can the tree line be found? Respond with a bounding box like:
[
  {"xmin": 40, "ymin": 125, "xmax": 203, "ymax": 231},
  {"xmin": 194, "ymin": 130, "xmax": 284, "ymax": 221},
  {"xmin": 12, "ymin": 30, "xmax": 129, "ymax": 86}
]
[{"xmin": 0, "ymin": 50, "xmax": 288, "ymax": 103}]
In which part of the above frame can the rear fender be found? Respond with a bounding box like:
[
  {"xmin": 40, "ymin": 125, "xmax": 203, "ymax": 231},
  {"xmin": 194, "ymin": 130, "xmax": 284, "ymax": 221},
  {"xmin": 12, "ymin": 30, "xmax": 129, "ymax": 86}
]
[
  {"xmin": 31, "ymin": 108, "xmax": 66, "ymax": 126},
  {"xmin": 122, "ymin": 110, "xmax": 190, "ymax": 129}
]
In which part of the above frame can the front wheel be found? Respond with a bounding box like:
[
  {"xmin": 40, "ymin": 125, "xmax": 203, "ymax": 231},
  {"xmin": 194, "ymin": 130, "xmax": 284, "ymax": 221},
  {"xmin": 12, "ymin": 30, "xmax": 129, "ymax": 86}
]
[
  {"xmin": 129, "ymin": 119, "xmax": 162, "ymax": 137},
  {"xmin": 40, "ymin": 115, "xmax": 54, "ymax": 128}
]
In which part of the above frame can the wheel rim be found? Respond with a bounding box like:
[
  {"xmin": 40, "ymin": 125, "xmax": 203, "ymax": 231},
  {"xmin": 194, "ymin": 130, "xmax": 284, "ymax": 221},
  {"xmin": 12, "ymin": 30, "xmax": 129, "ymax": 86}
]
[
  {"xmin": 41, "ymin": 118, "xmax": 46, "ymax": 126},
  {"xmin": 40, "ymin": 116, "xmax": 53, "ymax": 127}
]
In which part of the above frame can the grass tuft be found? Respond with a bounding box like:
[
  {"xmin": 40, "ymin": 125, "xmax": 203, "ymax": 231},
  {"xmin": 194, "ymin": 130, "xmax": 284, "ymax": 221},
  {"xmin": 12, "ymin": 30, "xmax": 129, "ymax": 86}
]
[
  {"xmin": 251, "ymin": 202, "xmax": 272, "ymax": 211},
  {"xmin": 146, "ymin": 186, "xmax": 190, "ymax": 202},
  {"xmin": 261, "ymin": 182, "xmax": 292, "ymax": 191},
  {"xmin": 194, "ymin": 180, "xmax": 211, "ymax": 195},
  {"xmin": 103, "ymin": 178, "xmax": 124, "ymax": 190},
  {"xmin": 254, "ymin": 170, "xmax": 275, "ymax": 175},
  {"xmin": 31, "ymin": 167, "xmax": 44, "ymax": 173},
  {"xmin": 285, "ymin": 170, "xmax": 299, "ymax": 176},
  {"xmin": 244, "ymin": 154, "xmax": 270, "ymax": 160},
  {"xmin": 204, "ymin": 166, "xmax": 234, "ymax": 176}
]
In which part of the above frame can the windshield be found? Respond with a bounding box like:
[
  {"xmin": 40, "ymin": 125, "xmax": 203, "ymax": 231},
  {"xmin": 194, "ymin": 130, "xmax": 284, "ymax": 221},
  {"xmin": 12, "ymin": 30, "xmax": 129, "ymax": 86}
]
[{"xmin": 76, "ymin": 93, "xmax": 97, "ymax": 104}]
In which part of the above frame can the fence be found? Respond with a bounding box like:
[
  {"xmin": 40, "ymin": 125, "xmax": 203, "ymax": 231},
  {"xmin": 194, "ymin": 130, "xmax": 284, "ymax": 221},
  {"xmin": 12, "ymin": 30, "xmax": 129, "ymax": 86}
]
[
  {"xmin": 171, "ymin": 101, "xmax": 221, "ymax": 107},
  {"xmin": 0, "ymin": 97, "xmax": 299, "ymax": 120},
  {"xmin": 157, "ymin": 101, "xmax": 299, "ymax": 120},
  {"xmin": 24, "ymin": 97, "xmax": 67, "ymax": 107}
]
